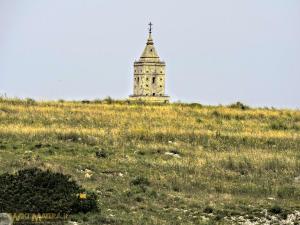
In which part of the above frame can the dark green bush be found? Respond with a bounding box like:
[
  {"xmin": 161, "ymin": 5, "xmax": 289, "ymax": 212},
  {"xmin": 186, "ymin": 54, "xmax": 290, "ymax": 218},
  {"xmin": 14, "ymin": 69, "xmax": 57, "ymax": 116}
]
[
  {"xmin": 203, "ymin": 206, "xmax": 214, "ymax": 213},
  {"xmin": 269, "ymin": 205, "xmax": 283, "ymax": 214},
  {"xmin": 229, "ymin": 101, "xmax": 250, "ymax": 110},
  {"xmin": 81, "ymin": 100, "xmax": 90, "ymax": 104},
  {"xmin": 95, "ymin": 149, "xmax": 109, "ymax": 158},
  {"xmin": 0, "ymin": 168, "xmax": 98, "ymax": 214},
  {"xmin": 131, "ymin": 176, "xmax": 150, "ymax": 187}
]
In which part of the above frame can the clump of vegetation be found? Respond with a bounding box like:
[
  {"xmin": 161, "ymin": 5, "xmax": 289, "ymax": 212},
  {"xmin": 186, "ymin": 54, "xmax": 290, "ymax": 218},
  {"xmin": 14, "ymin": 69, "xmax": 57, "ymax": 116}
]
[
  {"xmin": 131, "ymin": 176, "xmax": 150, "ymax": 187},
  {"xmin": 270, "ymin": 121, "xmax": 289, "ymax": 130},
  {"xmin": 103, "ymin": 96, "xmax": 114, "ymax": 104},
  {"xmin": 203, "ymin": 206, "xmax": 214, "ymax": 214},
  {"xmin": 0, "ymin": 168, "xmax": 98, "ymax": 213},
  {"xmin": 0, "ymin": 98, "xmax": 299, "ymax": 224},
  {"xmin": 81, "ymin": 100, "xmax": 91, "ymax": 104},
  {"xmin": 189, "ymin": 103, "xmax": 202, "ymax": 108},
  {"xmin": 269, "ymin": 205, "xmax": 283, "ymax": 214},
  {"xmin": 95, "ymin": 149, "xmax": 109, "ymax": 158},
  {"xmin": 229, "ymin": 101, "xmax": 250, "ymax": 110},
  {"xmin": 25, "ymin": 98, "xmax": 36, "ymax": 105}
]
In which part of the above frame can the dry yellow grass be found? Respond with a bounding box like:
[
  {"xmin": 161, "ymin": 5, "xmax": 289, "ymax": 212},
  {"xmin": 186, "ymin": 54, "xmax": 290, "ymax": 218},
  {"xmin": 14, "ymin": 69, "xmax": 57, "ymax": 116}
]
[{"xmin": 0, "ymin": 98, "xmax": 299, "ymax": 224}]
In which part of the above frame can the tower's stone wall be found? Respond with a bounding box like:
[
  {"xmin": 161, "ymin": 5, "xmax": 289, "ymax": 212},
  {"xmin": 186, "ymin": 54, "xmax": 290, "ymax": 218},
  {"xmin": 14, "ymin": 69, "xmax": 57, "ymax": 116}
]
[
  {"xmin": 133, "ymin": 62, "xmax": 165, "ymax": 96},
  {"xmin": 129, "ymin": 26, "xmax": 169, "ymax": 103}
]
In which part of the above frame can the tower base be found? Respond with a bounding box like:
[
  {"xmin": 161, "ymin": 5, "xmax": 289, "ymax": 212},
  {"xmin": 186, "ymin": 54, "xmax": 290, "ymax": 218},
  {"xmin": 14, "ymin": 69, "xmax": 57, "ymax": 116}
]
[{"xmin": 128, "ymin": 95, "xmax": 170, "ymax": 103}]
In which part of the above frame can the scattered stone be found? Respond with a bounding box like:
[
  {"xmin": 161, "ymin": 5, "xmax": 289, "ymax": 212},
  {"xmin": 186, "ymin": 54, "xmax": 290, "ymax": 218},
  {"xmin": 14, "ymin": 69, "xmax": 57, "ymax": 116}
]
[
  {"xmin": 84, "ymin": 173, "xmax": 93, "ymax": 179},
  {"xmin": 200, "ymin": 216, "xmax": 209, "ymax": 221},
  {"xmin": 294, "ymin": 175, "xmax": 300, "ymax": 183},
  {"xmin": 68, "ymin": 221, "xmax": 79, "ymax": 225},
  {"xmin": 165, "ymin": 151, "xmax": 181, "ymax": 158},
  {"xmin": 222, "ymin": 210, "xmax": 300, "ymax": 225},
  {"xmin": 0, "ymin": 213, "xmax": 13, "ymax": 225},
  {"xmin": 84, "ymin": 169, "xmax": 93, "ymax": 179},
  {"xmin": 85, "ymin": 169, "xmax": 93, "ymax": 173}
]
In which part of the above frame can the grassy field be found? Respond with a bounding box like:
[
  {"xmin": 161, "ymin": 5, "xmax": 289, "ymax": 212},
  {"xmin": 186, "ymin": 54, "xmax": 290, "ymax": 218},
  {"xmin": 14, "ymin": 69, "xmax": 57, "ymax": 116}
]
[{"xmin": 0, "ymin": 98, "xmax": 299, "ymax": 224}]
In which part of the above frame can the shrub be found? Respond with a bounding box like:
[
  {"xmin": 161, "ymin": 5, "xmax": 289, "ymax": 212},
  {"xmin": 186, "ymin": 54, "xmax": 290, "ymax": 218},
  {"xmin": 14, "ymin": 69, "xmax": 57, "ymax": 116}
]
[
  {"xmin": 211, "ymin": 110, "xmax": 221, "ymax": 117},
  {"xmin": 25, "ymin": 98, "xmax": 36, "ymax": 105},
  {"xmin": 0, "ymin": 168, "xmax": 98, "ymax": 213},
  {"xmin": 81, "ymin": 100, "xmax": 90, "ymax": 104},
  {"xmin": 95, "ymin": 149, "xmax": 108, "ymax": 158},
  {"xmin": 104, "ymin": 96, "xmax": 114, "ymax": 104},
  {"xmin": 196, "ymin": 118, "xmax": 202, "ymax": 123},
  {"xmin": 131, "ymin": 176, "xmax": 150, "ymax": 187},
  {"xmin": 189, "ymin": 103, "xmax": 202, "ymax": 108},
  {"xmin": 229, "ymin": 101, "xmax": 250, "ymax": 110},
  {"xmin": 269, "ymin": 205, "xmax": 283, "ymax": 214},
  {"xmin": 203, "ymin": 206, "xmax": 214, "ymax": 214}
]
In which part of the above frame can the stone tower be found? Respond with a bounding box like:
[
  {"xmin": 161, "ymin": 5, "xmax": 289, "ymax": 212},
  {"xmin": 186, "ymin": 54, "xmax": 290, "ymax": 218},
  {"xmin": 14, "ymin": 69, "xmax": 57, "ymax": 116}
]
[{"xmin": 129, "ymin": 23, "xmax": 169, "ymax": 103}]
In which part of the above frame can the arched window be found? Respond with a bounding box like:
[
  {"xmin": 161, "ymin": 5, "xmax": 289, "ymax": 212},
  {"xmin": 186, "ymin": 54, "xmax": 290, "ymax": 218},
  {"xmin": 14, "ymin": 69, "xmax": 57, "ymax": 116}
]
[
  {"xmin": 153, "ymin": 93, "xmax": 155, "ymax": 96},
  {"xmin": 152, "ymin": 77, "xmax": 155, "ymax": 84}
]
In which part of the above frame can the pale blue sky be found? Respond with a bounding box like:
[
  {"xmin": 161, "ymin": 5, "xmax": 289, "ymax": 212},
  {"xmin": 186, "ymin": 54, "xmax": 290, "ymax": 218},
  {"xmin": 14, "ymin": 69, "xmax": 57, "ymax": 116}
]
[{"xmin": 0, "ymin": 0, "xmax": 299, "ymax": 108}]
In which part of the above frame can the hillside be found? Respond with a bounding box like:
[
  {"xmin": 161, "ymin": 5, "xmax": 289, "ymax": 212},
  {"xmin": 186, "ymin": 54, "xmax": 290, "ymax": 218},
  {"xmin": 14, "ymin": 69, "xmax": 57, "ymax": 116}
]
[{"xmin": 0, "ymin": 98, "xmax": 299, "ymax": 224}]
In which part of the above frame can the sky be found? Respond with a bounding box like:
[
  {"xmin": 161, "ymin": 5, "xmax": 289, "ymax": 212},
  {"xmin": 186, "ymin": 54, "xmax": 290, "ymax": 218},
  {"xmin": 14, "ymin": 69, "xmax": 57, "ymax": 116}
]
[{"xmin": 0, "ymin": 0, "xmax": 299, "ymax": 109}]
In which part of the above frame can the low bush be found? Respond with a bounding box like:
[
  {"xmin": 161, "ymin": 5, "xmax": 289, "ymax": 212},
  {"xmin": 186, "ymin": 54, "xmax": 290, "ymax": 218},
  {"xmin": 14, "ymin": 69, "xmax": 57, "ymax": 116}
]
[
  {"xmin": 269, "ymin": 205, "xmax": 283, "ymax": 214},
  {"xmin": 229, "ymin": 101, "xmax": 250, "ymax": 110},
  {"xmin": 0, "ymin": 168, "xmax": 98, "ymax": 213},
  {"xmin": 203, "ymin": 206, "xmax": 214, "ymax": 214},
  {"xmin": 95, "ymin": 149, "xmax": 109, "ymax": 158},
  {"xmin": 25, "ymin": 98, "xmax": 36, "ymax": 105},
  {"xmin": 131, "ymin": 176, "xmax": 150, "ymax": 187}
]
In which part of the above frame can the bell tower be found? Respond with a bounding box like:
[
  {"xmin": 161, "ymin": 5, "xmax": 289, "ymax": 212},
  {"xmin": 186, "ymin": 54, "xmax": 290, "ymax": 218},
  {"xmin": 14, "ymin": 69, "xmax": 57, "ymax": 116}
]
[{"xmin": 129, "ymin": 23, "xmax": 169, "ymax": 103}]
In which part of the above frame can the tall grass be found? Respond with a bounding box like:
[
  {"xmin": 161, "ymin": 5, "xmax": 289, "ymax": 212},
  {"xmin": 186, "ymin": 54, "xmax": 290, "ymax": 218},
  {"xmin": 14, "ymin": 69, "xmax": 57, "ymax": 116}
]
[{"xmin": 0, "ymin": 98, "xmax": 299, "ymax": 224}]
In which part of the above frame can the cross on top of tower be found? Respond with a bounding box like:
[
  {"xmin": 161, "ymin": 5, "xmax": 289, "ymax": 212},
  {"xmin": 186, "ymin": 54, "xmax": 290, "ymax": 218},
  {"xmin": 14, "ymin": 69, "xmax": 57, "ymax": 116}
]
[{"xmin": 148, "ymin": 22, "xmax": 153, "ymax": 34}]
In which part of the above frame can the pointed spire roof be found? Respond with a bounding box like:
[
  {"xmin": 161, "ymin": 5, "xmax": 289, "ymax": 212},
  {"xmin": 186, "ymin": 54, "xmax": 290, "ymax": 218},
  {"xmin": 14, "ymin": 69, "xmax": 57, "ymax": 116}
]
[{"xmin": 139, "ymin": 23, "xmax": 160, "ymax": 62}]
